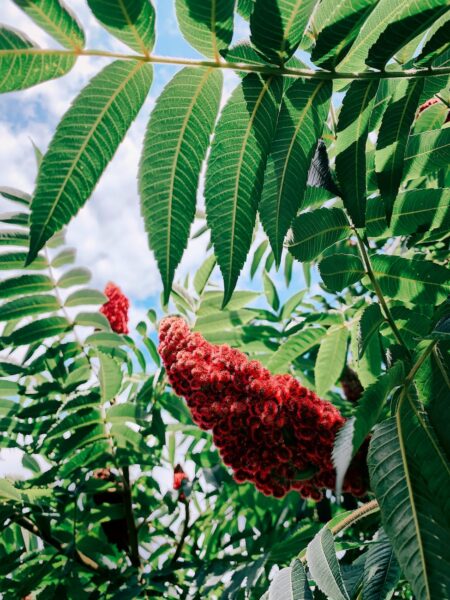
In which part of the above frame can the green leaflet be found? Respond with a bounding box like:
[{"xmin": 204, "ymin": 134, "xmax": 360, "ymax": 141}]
[
  {"xmin": 358, "ymin": 303, "xmax": 384, "ymax": 359},
  {"xmin": 0, "ymin": 27, "xmax": 76, "ymax": 93},
  {"xmin": 4, "ymin": 316, "xmax": 71, "ymax": 346},
  {"xmin": 0, "ymin": 274, "xmax": 53, "ymax": 299},
  {"xmin": 337, "ymin": 0, "xmax": 449, "ymax": 73},
  {"xmin": 319, "ymin": 253, "xmax": 366, "ymax": 291},
  {"xmin": 250, "ymin": 0, "xmax": 318, "ymax": 64},
  {"xmin": 139, "ymin": 68, "xmax": 222, "ymax": 304},
  {"xmin": 306, "ymin": 527, "xmax": 350, "ymax": 600},
  {"xmin": 403, "ymin": 128, "xmax": 450, "ymax": 181},
  {"xmin": 370, "ymin": 255, "xmax": 450, "ymax": 305},
  {"xmin": 263, "ymin": 271, "xmax": 280, "ymax": 311},
  {"xmin": 237, "ymin": 0, "xmax": 255, "ymax": 20},
  {"xmin": 267, "ymin": 327, "xmax": 326, "ymax": 374},
  {"xmin": 259, "ymin": 79, "xmax": 332, "ymax": 263},
  {"xmin": 268, "ymin": 560, "xmax": 313, "ymax": 599},
  {"xmin": 205, "ymin": 74, "xmax": 283, "ymax": 306},
  {"xmin": 335, "ymin": 79, "xmax": 379, "ymax": 227},
  {"xmin": 311, "ymin": 0, "xmax": 378, "ymax": 69},
  {"xmin": 375, "ymin": 78, "xmax": 424, "ymax": 221},
  {"xmin": 57, "ymin": 267, "xmax": 91, "ymax": 288},
  {"xmin": 87, "ymin": 0, "xmax": 155, "ymax": 54},
  {"xmin": 391, "ymin": 188, "xmax": 450, "ymax": 235},
  {"xmin": 175, "ymin": 0, "xmax": 235, "ymax": 59},
  {"xmin": 362, "ymin": 529, "xmax": 401, "ymax": 600},
  {"xmin": 98, "ymin": 351, "xmax": 123, "ymax": 402},
  {"xmin": 13, "ymin": 0, "xmax": 85, "ymax": 49},
  {"xmin": 28, "ymin": 60, "xmax": 153, "ymax": 262},
  {"xmin": 369, "ymin": 392, "xmax": 450, "ymax": 600},
  {"xmin": 414, "ymin": 10, "xmax": 450, "ymax": 66},
  {"xmin": 315, "ymin": 324, "xmax": 349, "ymax": 397},
  {"xmin": 333, "ymin": 361, "xmax": 404, "ymax": 496},
  {"xmin": 0, "ymin": 294, "xmax": 59, "ymax": 322},
  {"xmin": 286, "ymin": 207, "xmax": 350, "ymax": 263},
  {"xmin": 64, "ymin": 289, "xmax": 107, "ymax": 307}
]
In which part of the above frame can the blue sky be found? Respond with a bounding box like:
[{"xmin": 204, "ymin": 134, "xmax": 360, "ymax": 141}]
[{"xmin": 0, "ymin": 0, "xmax": 310, "ymax": 327}]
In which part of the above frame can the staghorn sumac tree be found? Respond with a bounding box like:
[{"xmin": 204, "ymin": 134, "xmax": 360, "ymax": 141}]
[{"xmin": 0, "ymin": 0, "xmax": 450, "ymax": 598}]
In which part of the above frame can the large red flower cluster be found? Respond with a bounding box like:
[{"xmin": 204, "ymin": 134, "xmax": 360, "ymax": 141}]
[
  {"xmin": 100, "ymin": 283, "xmax": 130, "ymax": 334},
  {"xmin": 159, "ymin": 317, "xmax": 369, "ymax": 501}
]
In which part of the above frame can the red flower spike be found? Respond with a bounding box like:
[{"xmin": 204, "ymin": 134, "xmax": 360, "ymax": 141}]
[
  {"xmin": 173, "ymin": 464, "xmax": 188, "ymax": 490},
  {"xmin": 100, "ymin": 283, "xmax": 130, "ymax": 334},
  {"xmin": 158, "ymin": 317, "xmax": 369, "ymax": 501}
]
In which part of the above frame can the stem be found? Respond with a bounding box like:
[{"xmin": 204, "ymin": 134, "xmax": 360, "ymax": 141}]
[
  {"xmin": 3, "ymin": 47, "xmax": 450, "ymax": 81},
  {"xmin": 354, "ymin": 231, "xmax": 410, "ymax": 356},
  {"xmin": 122, "ymin": 466, "xmax": 141, "ymax": 568},
  {"xmin": 170, "ymin": 499, "xmax": 191, "ymax": 567}
]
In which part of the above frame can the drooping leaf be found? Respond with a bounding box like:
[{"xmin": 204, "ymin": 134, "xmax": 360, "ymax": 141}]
[
  {"xmin": 205, "ymin": 74, "xmax": 283, "ymax": 306},
  {"xmin": 267, "ymin": 327, "xmax": 326, "ymax": 374},
  {"xmin": 337, "ymin": 0, "xmax": 449, "ymax": 72},
  {"xmin": 315, "ymin": 325, "xmax": 349, "ymax": 397},
  {"xmin": 250, "ymin": 0, "xmax": 318, "ymax": 65},
  {"xmin": 87, "ymin": 0, "xmax": 155, "ymax": 54},
  {"xmin": 319, "ymin": 253, "xmax": 366, "ymax": 291},
  {"xmin": 28, "ymin": 60, "xmax": 153, "ymax": 261},
  {"xmin": 259, "ymin": 79, "xmax": 332, "ymax": 263},
  {"xmin": 358, "ymin": 303, "xmax": 384, "ymax": 359},
  {"xmin": 403, "ymin": 128, "xmax": 450, "ymax": 180},
  {"xmin": 268, "ymin": 559, "xmax": 313, "ymax": 600},
  {"xmin": 4, "ymin": 316, "xmax": 70, "ymax": 346},
  {"xmin": 0, "ymin": 294, "xmax": 59, "ymax": 322},
  {"xmin": 375, "ymin": 78, "xmax": 424, "ymax": 220},
  {"xmin": 369, "ymin": 255, "xmax": 450, "ymax": 305},
  {"xmin": 263, "ymin": 271, "xmax": 280, "ymax": 311},
  {"xmin": 414, "ymin": 10, "xmax": 450, "ymax": 66},
  {"xmin": 335, "ymin": 79, "xmax": 379, "ymax": 227},
  {"xmin": 362, "ymin": 529, "xmax": 401, "ymax": 600},
  {"xmin": 311, "ymin": 0, "xmax": 378, "ymax": 69},
  {"xmin": 306, "ymin": 527, "xmax": 350, "ymax": 600},
  {"xmin": 250, "ymin": 239, "xmax": 269, "ymax": 279},
  {"xmin": 286, "ymin": 208, "xmax": 350, "ymax": 263},
  {"xmin": 0, "ymin": 27, "xmax": 76, "ymax": 93},
  {"xmin": 306, "ymin": 139, "xmax": 340, "ymax": 197},
  {"xmin": 13, "ymin": 0, "xmax": 85, "ymax": 49},
  {"xmin": 98, "ymin": 351, "xmax": 122, "ymax": 402},
  {"xmin": 194, "ymin": 254, "xmax": 216, "ymax": 296},
  {"xmin": 333, "ymin": 362, "xmax": 404, "ymax": 495},
  {"xmin": 139, "ymin": 68, "xmax": 222, "ymax": 303},
  {"xmin": 175, "ymin": 0, "xmax": 235, "ymax": 59}
]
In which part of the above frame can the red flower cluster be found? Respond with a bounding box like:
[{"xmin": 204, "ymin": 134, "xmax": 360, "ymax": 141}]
[
  {"xmin": 417, "ymin": 97, "xmax": 450, "ymax": 123},
  {"xmin": 340, "ymin": 366, "xmax": 364, "ymax": 404},
  {"xmin": 100, "ymin": 283, "xmax": 130, "ymax": 334},
  {"xmin": 159, "ymin": 317, "xmax": 368, "ymax": 501},
  {"xmin": 173, "ymin": 464, "xmax": 188, "ymax": 490}
]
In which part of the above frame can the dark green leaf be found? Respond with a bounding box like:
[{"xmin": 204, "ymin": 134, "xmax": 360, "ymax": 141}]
[
  {"xmin": 5, "ymin": 316, "xmax": 70, "ymax": 346},
  {"xmin": 0, "ymin": 294, "xmax": 59, "ymax": 322},
  {"xmin": 315, "ymin": 325, "xmax": 349, "ymax": 397},
  {"xmin": 0, "ymin": 275, "xmax": 52, "ymax": 299},
  {"xmin": 362, "ymin": 528, "xmax": 401, "ymax": 600},
  {"xmin": 403, "ymin": 128, "xmax": 450, "ymax": 180},
  {"xmin": 268, "ymin": 327, "xmax": 326, "ymax": 374},
  {"xmin": 358, "ymin": 303, "xmax": 384, "ymax": 359},
  {"xmin": 306, "ymin": 527, "xmax": 350, "ymax": 600},
  {"xmin": 319, "ymin": 253, "xmax": 365, "ymax": 291}
]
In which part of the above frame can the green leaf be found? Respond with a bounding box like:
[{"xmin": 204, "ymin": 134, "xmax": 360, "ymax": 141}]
[
  {"xmin": 205, "ymin": 74, "xmax": 283, "ymax": 306},
  {"xmin": 268, "ymin": 327, "xmax": 326, "ymax": 373},
  {"xmin": 5, "ymin": 316, "xmax": 70, "ymax": 346},
  {"xmin": 319, "ymin": 253, "xmax": 366, "ymax": 292},
  {"xmin": 286, "ymin": 208, "xmax": 350, "ymax": 263},
  {"xmin": 375, "ymin": 78, "xmax": 424, "ymax": 220},
  {"xmin": 263, "ymin": 271, "xmax": 280, "ymax": 311},
  {"xmin": 306, "ymin": 527, "xmax": 350, "ymax": 600},
  {"xmin": 194, "ymin": 254, "xmax": 216, "ymax": 296},
  {"xmin": 259, "ymin": 79, "xmax": 332, "ymax": 262},
  {"xmin": 0, "ymin": 274, "xmax": 52, "ymax": 299},
  {"xmin": 139, "ymin": 67, "xmax": 222, "ymax": 303},
  {"xmin": 315, "ymin": 325, "xmax": 349, "ymax": 397},
  {"xmin": 13, "ymin": 0, "xmax": 85, "ymax": 49},
  {"xmin": 237, "ymin": 0, "xmax": 255, "ymax": 20},
  {"xmin": 370, "ymin": 255, "xmax": 450, "ymax": 305},
  {"xmin": 391, "ymin": 188, "xmax": 450, "ymax": 235},
  {"xmin": 74, "ymin": 311, "xmax": 110, "ymax": 330},
  {"xmin": 0, "ymin": 230, "xmax": 29, "ymax": 247},
  {"xmin": 368, "ymin": 394, "xmax": 450, "ymax": 600},
  {"xmin": 51, "ymin": 247, "xmax": 76, "ymax": 268},
  {"xmin": 0, "ymin": 294, "xmax": 59, "ymax": 322},
  {"xmin": 335, "ymin": 80, "xmax": 379, "ymax": 227},
  {"xmin": 250, "ymin": 239, "xmax": 269, "ymax": 279},
  {"xmin": 28, "ymin": 60, "xmax": 153, "ymax": 261},
  {"xmin": 98, "ymin": 351, "xmax": 122, "ymax": 402},
  {"xmin": 311, "ymin": 0, "xmax": 378, "ymax": 69},
  {"xmin": 337, "ymin": 0, "xmax": 449, "ymax": 72},
  {"xmin": 175, "ymin": 0, "xmax": 235, "ymax": 59},
  {"xmin": 268, "ymin": 559, "xmax": 313, "ymax": 600},
  {"xmin": 362, "ymin": 529, "xmax": 401, "ymax": 600},
  {"xmin": 333, "ymin": 362, "xmax": 404, "ymax": 495},
  {"xmin": 250, "ymin": 0, "xmax": 317, "ymax": 65},
  {"xmin": 87, "ymin": 0, "xmax": 155, "ymax": 54},
  {"xmin": 64, "ymin": 288, "xmax": 107, "ymax": 307},
  {"xmin": 86, "ymin": 331, "xmax": 124, "ymax": 347},
  {"xmin": 358, "ymin": 303, "xmax": 384, "ymax": 359},
  {"xmin": 57, "ymin": 267, "xmax": 91, "ymax": 288},
  {"xmin": 0, "ymin": 252, "xmax": 47, "ymax": 270},
  {"xmin": 403, "ymin": 128, "xmax": 450, "ymax": 181},
  {"xmin": 414, "ymin": 11, "xmax": 450, "ymax": 66},
  {"xmin": 0, "ymin": 27, "xmax": 76, "ymax": 93},
  {"xmin": 0, "ymin": 480, "xmax": 52, "ymax": 506},
  {"xmin": 414, "ymin": 100, "xmax": 448, "ymax": 133},
  {"xmin": 0, "ymin": 186, "xmax": 31, "ymax": 205}
]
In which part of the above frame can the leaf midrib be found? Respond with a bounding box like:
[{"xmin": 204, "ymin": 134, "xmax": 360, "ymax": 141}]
[{"xmin": 117, "ymin": 0, "xmax": 149, "ymax": 55}]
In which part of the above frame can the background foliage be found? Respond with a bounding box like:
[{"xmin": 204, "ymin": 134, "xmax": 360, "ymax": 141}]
[{"xmin": 0, "ymin": 0, "xmax": 449, "ymax": 598}]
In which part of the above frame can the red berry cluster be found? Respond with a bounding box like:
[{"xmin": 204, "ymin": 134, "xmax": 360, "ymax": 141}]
[
  {"xmin": 173, "ymin": 464, "xmax": 188, "ymax": 490},
  {"xmin": 340, "ymin": 366, "xmax": 364, "ymax": 404},
  {"xmin": 100, "ymin": 283, "xmax": 130, "ymax": 334},
  {"xmin": 417, "ymin": 97, "xmax": 450, "ymax": 123},
  {"xmin": 158, "ymin": 317, "xmax": 369, "ymax": 501}
]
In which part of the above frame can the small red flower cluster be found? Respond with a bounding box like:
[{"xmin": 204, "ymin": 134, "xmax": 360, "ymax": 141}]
[
  {"xmin": 159, "ymin": 317, "xmax": 368, "ymax": 501},
  {"xmin": 417, "ymin": 97, "xmax": 450, "ymax": 123},
  {"xmin": 173, "ymin": 464, "xmax": 188, "ymax": 490},
  {"xmin": 340, "ymin": 366, "xmax": 364, "ymax": 404},
  {"xmin": 100, "ymin": 283, "xmax": 130, "ymax": 334}
]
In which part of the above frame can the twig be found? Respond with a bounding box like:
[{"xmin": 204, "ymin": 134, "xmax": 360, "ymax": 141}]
[
  {"xmin": 170, "ymin": 498, "xmax": 191, "ymax": 567},
  {"xmin": 121, "ymin": 466, "xmax": 141, "ymax": 568}
]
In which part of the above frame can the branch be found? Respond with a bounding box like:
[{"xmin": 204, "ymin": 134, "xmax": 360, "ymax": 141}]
[
  {"xmin": 121, "ymin": 466, "xmax": 141, "ymax": 568},
  {"xmin": 170, "ymin": 498, "xmax": 191, "ymax": 567}
]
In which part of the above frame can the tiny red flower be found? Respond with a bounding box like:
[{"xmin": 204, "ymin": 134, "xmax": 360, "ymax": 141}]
[
  {"xmin": 158, "ymin": 317, "xmax": 369, "ymax": 501},
  {"xmin": 173, "ymin": 464, "xmax": 188, "ymax": 490},
  {"xmin": 100, "ymin": 283, "xmax": 130, "ymax": 334}
]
